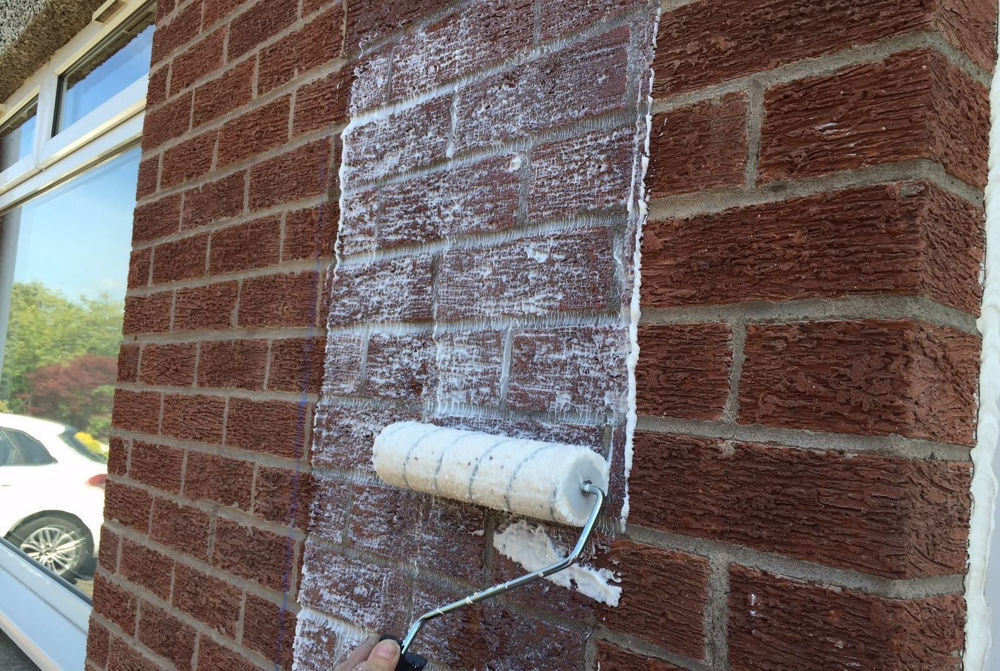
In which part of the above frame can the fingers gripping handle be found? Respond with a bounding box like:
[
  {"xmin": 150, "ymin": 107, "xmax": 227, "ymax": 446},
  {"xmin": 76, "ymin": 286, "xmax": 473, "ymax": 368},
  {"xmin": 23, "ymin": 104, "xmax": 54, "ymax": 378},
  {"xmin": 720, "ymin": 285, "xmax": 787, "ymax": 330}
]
[{"xmin": 378, "ymin": 635, "xmax": 427, "ymax": 671}]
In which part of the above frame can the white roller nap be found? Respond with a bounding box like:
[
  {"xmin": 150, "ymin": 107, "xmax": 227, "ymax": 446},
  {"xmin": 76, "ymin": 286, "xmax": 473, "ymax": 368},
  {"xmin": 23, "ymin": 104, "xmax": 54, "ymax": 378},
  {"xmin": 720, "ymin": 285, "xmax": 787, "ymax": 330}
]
[{"xmin": 372, "ymin": 422, "xmax": 609, "ymax": 527}]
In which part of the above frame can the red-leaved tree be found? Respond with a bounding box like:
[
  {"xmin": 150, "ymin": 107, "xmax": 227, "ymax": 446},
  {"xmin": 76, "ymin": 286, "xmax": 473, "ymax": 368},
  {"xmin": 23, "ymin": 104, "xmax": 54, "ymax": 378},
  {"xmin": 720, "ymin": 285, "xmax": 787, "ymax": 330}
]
[{"xmin": 20, "ymin": 354, "xmax": 117, "ymax": 436}]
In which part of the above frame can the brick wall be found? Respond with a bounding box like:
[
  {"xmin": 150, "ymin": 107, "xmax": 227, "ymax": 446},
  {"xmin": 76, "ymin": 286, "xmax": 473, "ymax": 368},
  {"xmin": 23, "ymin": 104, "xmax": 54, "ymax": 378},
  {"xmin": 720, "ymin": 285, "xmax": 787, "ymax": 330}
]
[
  {"xmin": 87, "ymin": 0, "xmax": 998, "ymax": 670},
  {"xmin": 626, "ymin": 1, "xmax": 996, "ymax": 669}
]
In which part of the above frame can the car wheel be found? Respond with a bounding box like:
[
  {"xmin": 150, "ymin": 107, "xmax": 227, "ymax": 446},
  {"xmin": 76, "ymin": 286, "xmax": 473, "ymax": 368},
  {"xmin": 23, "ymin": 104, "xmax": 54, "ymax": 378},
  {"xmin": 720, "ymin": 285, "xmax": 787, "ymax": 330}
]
[{"xmin": 8, "ymin": 515, "xmax": 92, "ymax": 581}]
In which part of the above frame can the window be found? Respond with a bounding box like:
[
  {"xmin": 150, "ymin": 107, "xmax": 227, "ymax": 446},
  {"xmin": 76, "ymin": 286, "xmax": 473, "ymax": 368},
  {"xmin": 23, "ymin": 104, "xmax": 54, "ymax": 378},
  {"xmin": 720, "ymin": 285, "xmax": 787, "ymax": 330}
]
[
  {"xmin": 54, "ymin": 7, "xmax": 155, "ymax": 134},
  {"xmin": 0, "ymin": 100, "xmax": 37, "ymax": 172},
  {"xmin": 0, "ymin": 1, "xmax": 152, "ymax": 665}
]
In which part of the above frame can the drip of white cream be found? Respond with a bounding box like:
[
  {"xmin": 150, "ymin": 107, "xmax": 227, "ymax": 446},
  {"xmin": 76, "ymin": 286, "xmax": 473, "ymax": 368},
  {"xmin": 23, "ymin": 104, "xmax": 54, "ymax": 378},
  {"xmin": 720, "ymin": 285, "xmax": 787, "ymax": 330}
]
[{"xmin": 492, "ymin": 521, "xmax": 621, "ymax": 607}]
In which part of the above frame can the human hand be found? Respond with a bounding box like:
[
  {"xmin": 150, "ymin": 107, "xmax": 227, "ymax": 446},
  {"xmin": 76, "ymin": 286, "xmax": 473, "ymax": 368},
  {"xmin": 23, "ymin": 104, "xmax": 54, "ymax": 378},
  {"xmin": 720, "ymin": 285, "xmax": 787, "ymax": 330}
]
[{"xmin": 334, "ymin": 636, "xmax": 401, "ymax": 671}]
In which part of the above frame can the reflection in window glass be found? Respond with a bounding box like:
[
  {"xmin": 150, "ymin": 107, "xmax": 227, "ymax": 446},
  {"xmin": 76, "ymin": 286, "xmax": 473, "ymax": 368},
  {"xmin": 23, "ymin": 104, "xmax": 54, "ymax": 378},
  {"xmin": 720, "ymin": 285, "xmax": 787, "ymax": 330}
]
[
  {"xmin": 0, "ymin": 100, "xmax": 38, "ymax": 172},
  {"xmin": 55, "ymin": 7, "xmax": 155, "ymax": 133},
  {"xmin": 0, "ymin": 147, "xmax": 138, "ymax": 594}
]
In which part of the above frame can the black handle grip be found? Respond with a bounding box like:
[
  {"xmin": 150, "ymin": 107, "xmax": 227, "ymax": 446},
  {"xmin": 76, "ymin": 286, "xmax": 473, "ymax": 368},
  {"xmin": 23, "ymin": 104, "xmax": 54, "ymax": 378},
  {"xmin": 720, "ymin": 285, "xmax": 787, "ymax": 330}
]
[{"xmin": 379, "ymin": 634, "xmax": 428, "ymax": 671}]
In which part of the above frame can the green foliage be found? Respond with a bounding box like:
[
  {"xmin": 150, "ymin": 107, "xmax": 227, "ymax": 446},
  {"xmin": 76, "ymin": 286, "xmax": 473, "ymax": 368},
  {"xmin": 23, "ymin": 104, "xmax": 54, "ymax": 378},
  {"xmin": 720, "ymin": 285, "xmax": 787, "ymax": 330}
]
[{"xmin": 0, "ymin": 281, "xmax": 124, "ymax": 431}]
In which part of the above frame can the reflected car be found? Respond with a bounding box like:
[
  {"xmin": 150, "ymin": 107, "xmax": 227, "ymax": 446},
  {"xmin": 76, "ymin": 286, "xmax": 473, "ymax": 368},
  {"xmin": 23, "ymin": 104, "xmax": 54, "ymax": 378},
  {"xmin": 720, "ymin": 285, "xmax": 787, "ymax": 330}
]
[{"xmin": 0, "ymin": 413, "xmax": 107, "ymax": 581}]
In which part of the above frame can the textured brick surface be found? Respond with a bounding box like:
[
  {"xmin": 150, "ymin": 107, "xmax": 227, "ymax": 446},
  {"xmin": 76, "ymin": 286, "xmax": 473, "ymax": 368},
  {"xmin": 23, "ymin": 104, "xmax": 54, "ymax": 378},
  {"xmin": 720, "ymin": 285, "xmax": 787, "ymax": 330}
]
[
  {"xmin": 760, "ymin": 50, "xmax": 989, "ymax": 188},
  {"xmin": 632, "ymin": 434, "xmax": 972, "ymax": 577},
  {"xmin": 740, "ymin": 321, "xmax": 980, "ymax": 444},
  {"xmin": 642, "ymin": 182, "xmax": 986, "ymax": 313},
  {"xmin": 595, "ymin": 642, "xmax": 683, "ymax": 671},
  {"xmin": 636, "ymin": 324, "xmax": 732, "ymax": 420},
  {"xmin": 653, "ymin": 0, "xmax": 997, "ymax": 96},
  {"xmin": 729, "ymin": 567, "xmax": 966, "ymax": 671},
  {"xmin": 647, "ymin": 94, "xmax": 747, "ymax": 197}
]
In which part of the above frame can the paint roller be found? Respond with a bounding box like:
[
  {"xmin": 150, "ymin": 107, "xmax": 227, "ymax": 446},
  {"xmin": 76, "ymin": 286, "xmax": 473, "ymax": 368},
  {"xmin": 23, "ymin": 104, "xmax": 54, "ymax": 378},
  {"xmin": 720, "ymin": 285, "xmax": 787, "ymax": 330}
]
[{"xmin": 371, "ymin": 421, "xmax": 609, "ymax": 671}]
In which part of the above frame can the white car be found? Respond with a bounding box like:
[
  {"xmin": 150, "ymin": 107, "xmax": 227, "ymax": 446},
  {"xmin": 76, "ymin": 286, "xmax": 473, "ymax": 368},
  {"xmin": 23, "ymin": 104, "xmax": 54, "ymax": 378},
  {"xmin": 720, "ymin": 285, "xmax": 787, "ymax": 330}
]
[{"xmin": 0, "ymin": 413, "xmax": 106, "ymax": 581}]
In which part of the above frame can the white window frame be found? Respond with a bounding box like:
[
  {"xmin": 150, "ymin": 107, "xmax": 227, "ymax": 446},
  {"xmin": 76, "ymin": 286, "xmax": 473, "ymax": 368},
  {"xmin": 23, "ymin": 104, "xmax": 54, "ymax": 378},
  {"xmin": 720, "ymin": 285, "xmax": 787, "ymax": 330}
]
[
  {"xmin": 0, "ymin": 1, "xmax": 153, "ymax": 668},
  {"xmin": 0, "ymin": 0, "xmax": 151, "ymax": 211}
]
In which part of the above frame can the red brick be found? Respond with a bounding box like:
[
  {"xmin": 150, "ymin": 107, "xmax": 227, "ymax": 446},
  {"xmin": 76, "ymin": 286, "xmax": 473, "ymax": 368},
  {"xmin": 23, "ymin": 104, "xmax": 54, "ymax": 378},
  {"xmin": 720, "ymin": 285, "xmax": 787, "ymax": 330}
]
[
  {"xmin": 192, "ymin": 60, "xmax": 255, "ymax": 128},
  {"xmin": 150, "ymin": 499, "xmax": 211, "ymax": 560},
  {"xmin": 436, "ymin": 228, "xmax": 617, "ymax": 320},
  {"xmin": 436, "ymin": 330, "xmax": 504, "ymax": 407},
  {"xmin": 740, "ymin": 320, "xmax": 980, "ymax": 445},
  {"xmin": 414, "ymin": 583, "xmax": 587, "ymax": 671},
  {"xmin": 161, "ymin": 393, "xmax": 226, "ymax": 443},
  {"xmin": 161, "ymin": 130, "xmax": 218, "ymax": 189},
  {"xmin": 335, "ymin": 189, "xmax": 378, "ymax": 256},
  {"xmin": 152, "ymin": 233, "xmax": 208, "ymax": 284},
  {"xmin": 293, "ymin": 69, "xmax": 351, "ymax": 136},
  {"xmin": 107, "ymin": 437, "xmax": 129, "ymax": 479},
  {"xmin": 595, "ymin": 642, "xmax": 683, "ymax": 671},
  {"xmin": 138, "ymin": 603, "xmax": 196, "ymax": 671},
  {"xmin": 104, "ymin": 481, "xmax": 152, "ymax": 533},
  {"xmin": 282, "ymin": 205, "xmax": 338, "ymax": 262},
  {"xmin": 509, "ymin": 326, "xmax": 628, "ymax": 414},
  {"xmin": 642, "ymin": 182, "xmax": 986, "ymax": 313},
  {"xmin": 291, "ymin": 617, "xmax": 343, "ymax": 671},
  {"xmin": 181, "ymin": 172, "xmax": 246, "ymax": 231},
  {"xmin": 202, "ymin": 0, "xmax": 250, "ymax": 27},
  {"xmin": 170, "ymin": 28, "xmax": 225, "ymax": 94},
  {"xmin": 258, "ymin": 6, "xmax": 345, "ymax": 94},
  {"xmin": 208, "ymin": 217, "xmax": 281, "ymax": 274},
  {"xmin": 528, "ymin": 126, "xmax": 635, "ymax": 221},
  {"xmin": 652, "ymin": 0, "xmax": 996, "ymax": 96},
  {"xmin": 343, "ymin": 0, "xmax": 450, "ymax": 52},
  {"xmin": 142, "ymin": 93, "xmax": 192, "ymax": 150},
  {"xmin": 253, "ymin": 467, "xmax": 312, "ymax": 528},
  {"xmin": 124, "ymin": 292, "xmax": 173, "ymax": 335},
  {"xmin": 133, "ymin": 194, "xmax": 181, "ymax": 243},
  {"xmin": 120, "ymin": 539, "xmax": 174, "ymax": 600},
  {"xmin": 389, "ymin": 0, "xmax": 533, "ymax": 100},
  {"xmin": 196, "ymin": 637, "xmax": 258, "ymax": 671},
  {"xmin": 241, "ymin": 594, "xmax": 295, "ymax": 668},
  {"xmin": 636, "ymin": 324, "xmax": 732, "ymax": 420},
  {"xmin": 267, "ymin": 336, "xmax": 326, "ymax": 393},
  {"xmin": 139, "ymin": 343, "xmax": 197, "ymax": 387},
  {"xmin": 226, "ymin": 397, "xmax": 309, "ymax": 458},
  {"xmin": 117, "ymin": 344, "xmax": 140, "ymax": 383},
  {"xmin": 298, "ymin": 546, "xmax": 411, "ymax": 633},
  {"xmin": 128, "ymin": 248, "xmax": 151, "ymax": 289},
  {"xmin": 147, "ymin": 66, "xmax": 169, "ymax": 107},
  {"xmin": 319, "ymin": 334, "xmax": 365, "ymax": 396},
  {"xmin": 342, "ymin": 96, "xmax": 450, "ymax": 184},
  {"xmin": 597, "ymin": 540, "xmax": 709, "ymax": 658},
  {"xmin": 108, "ymin": 637, "xmax": 159, "ymax": 671},
  {"xmin": 112, "ymin": 389, "xmax": 161, "ymax": 433},
  {"xmin": 935, "ymin": 0, "xmax": 998, "ymax": 71},
  {"xmin": 327, "ymin": 255, "xmax": 434, "ymax": 326},
  {"xmin": 173, "ymin": 282, "xmax": 238, "ymax": 331},
  {"xmin": 453, "ymin": 28, "xmax": 629, "ymax": 153},
  {"xmin": 92, "ymin": 575, "xmax": 139, "ymax": 635},
  {"xmin": 212, "ymin": 518, "xmax": 290, "ymax": 590},
  {"xmin": 647, "ymin": 94, "xmax": 747, "ymax": 198},
  {"xmin": 729, "ymin": 566, "xmax": 965, "ymax": 671},
  {"xmin": 760, "ymin": 50, "xmax": 989, "ymax": 188},
  {"xmin": 197, "ymin": 339, "xmax": 267, "ymax": 389},
  {"xmin": 182, "ymin": 451, "xmax": 253, "ymax": 509},
  {"xmin": 86, "ymin": 619, "xmax": 111, "ymax": 668},
  {"xmin": 540, "ymin": 0, "xmax": 646, "ymax": 40},
  {"xmin": 151, "ymin": 0, "xmax": 202, "ymax": 65},
  {"xmin": 307, "ymin": 473, "xmax": 350, "ymax": 544},
  {"xmin": 249, "ymin": 139, "xmax": 331, "ymax": 210},
  {"xmin": 364, "ymin": 333, "xmax": 436, "ymax": 402},
  {"xmin": 632, "ymin": 434, "xmax": 972, "ymax": 578},
  {"xmin": 137, "ymin": 157, "xmax": 159, "ymax": 199},
  {"xmin": 218, "ymin": 96, "xmax": 291, "ymax": 167},
  {"xmin": 238, "ymin": 272, "xmax": 320, "ymax": 328},
  {"xmin": 98, "ymin": 525, "xmax": 122, "ymax": 570},
  {"xmin": 311, "ymin": 401, "xmax": 420, "ymax": 473},
  {"xmin": 172, "ymin": 563, "xmax": 242, "ymax": 636},
  {"xmin": 228, "ymin": 0, "xmax": 297, "ymax": 60},
  {"xmin": 129, "ymin": 441, "xmax": 185, "ymax": 493}
]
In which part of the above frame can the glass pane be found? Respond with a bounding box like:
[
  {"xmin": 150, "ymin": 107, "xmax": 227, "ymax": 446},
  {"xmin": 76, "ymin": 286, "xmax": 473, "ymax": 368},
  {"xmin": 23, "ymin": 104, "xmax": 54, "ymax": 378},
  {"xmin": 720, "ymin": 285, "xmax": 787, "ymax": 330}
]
[
  {"xmin": 0, "ymin": 100, "xmax": 38, "ymax": 172},
  {"xmin": 0, "ymin": 146, "xmax": 139, "ymax": 594},
  {"xmin": 55, "ymin": 8, "xmax": 155, "ymax": 133}
]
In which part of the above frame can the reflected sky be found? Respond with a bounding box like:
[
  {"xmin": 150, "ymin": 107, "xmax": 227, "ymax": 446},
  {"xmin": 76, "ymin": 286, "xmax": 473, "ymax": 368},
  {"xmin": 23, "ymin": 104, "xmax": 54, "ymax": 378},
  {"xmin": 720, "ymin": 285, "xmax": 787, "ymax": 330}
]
[{"xmin": 8, "ymin": 147, "xmax": 139, "ymax": 303}]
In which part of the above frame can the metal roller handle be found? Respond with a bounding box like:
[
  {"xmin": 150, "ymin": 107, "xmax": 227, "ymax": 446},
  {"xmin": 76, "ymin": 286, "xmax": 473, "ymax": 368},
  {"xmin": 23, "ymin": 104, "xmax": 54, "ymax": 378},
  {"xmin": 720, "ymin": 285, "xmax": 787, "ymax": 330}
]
[{"xmin": 394, "ymin": 481, "xmax": 606, "ymax": 658}]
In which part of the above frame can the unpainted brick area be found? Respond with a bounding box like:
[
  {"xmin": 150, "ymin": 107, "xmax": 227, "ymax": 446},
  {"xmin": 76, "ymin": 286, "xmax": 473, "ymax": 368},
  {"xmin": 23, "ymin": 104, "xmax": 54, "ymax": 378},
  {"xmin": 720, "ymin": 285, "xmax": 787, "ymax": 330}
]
[{"xmin": 88, "ymin": 0, "xmax": 998, "ymax": 670}]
